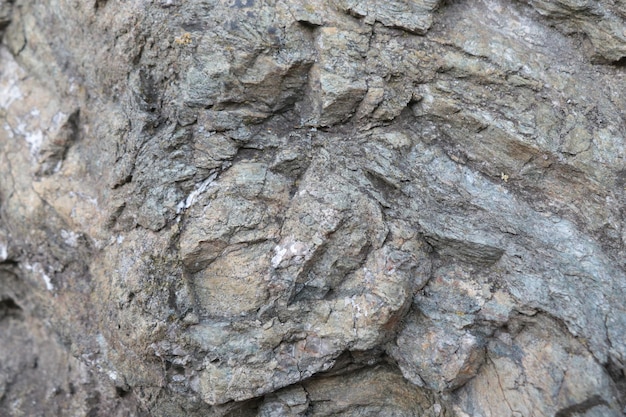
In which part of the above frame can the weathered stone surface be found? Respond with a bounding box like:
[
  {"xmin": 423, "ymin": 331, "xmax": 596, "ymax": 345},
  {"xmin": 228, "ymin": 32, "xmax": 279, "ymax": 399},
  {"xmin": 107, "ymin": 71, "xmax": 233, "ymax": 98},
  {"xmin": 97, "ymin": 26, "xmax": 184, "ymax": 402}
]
[
  {"xmin": 522, "ymin": 0, "xmax": 626, "ymax": 62},
  {"xmin": 0, "ymin": 267, "xmax": 141, "ymax": 416},
  {"xmin": 0, "ymin": 0, "xmax": 12, "ymax": 32},
  {"xmin": 451, "ymin": 315, "xmax": 624, "ymax": 417},
  {"xmin": 1, "ymin": 0, "xmax": 626, "ymax": 415},
  {"xmin": 335, "ymin": 0, "xmax": 441, "ymax": 35}
]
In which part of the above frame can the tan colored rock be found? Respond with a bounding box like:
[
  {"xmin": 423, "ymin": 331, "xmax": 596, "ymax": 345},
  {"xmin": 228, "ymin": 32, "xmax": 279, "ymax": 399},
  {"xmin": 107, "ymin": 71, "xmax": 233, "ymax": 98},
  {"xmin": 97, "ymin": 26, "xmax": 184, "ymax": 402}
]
[{"xmin": 453, "ymin": 315, "xmax": 624, "ymax": 417}]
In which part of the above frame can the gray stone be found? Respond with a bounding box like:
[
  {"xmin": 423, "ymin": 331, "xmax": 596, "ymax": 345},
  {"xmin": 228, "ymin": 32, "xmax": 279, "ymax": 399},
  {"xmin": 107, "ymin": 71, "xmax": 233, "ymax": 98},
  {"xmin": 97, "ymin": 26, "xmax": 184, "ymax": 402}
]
[
  {"xmin": 1, "ymin": 0, "xmax": 626, "ymax": 415},
  {"xmin": 0, "ymin": 0, "xmax": 12, "ymax": 31}
]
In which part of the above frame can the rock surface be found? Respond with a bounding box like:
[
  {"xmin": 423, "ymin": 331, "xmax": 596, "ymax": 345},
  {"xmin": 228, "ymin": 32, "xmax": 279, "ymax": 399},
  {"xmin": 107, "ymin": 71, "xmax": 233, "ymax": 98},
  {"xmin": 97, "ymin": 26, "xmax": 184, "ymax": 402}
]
[{"xmin": 1, "ymin": 0, "xmax": 625, "ymax": 416}]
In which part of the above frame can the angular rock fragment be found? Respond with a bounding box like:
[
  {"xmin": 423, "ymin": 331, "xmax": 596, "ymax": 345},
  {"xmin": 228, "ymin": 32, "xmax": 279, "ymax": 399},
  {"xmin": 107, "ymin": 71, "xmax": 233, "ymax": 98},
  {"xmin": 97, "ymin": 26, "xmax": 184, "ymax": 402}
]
[
  {"xmin": 336, "ymin": 0, "xmax": 442, "ymax": 34},
  {"xmin": 452, "ymin": 315, "xmax": 624, "ymax": 417}
]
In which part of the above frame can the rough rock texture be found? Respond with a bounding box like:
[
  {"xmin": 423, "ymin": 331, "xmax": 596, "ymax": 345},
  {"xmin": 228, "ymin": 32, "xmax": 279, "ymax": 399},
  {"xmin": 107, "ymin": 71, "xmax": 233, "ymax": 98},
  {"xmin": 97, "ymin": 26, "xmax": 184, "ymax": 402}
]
[{"xmin": 1, "ymin": 0, "xmax": 625, "ymax": 416}]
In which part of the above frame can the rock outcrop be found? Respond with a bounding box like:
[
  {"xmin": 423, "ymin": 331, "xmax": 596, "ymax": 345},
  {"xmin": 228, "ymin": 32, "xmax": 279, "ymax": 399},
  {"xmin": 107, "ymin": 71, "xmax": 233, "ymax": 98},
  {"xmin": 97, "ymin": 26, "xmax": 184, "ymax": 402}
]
[{"xmin": 1, "ymin": 0, "xmax": 625, "ymax": 416}]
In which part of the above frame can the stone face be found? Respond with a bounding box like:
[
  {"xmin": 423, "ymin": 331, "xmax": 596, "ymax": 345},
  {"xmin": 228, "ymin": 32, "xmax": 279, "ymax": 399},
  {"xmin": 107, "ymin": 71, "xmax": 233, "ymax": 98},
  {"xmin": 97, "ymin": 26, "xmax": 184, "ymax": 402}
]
[
  {"xmin": 335, "ymin": 0, "xmax": 441, "ymax": 35},
  {"xmin": 451, "ymin": 315, "xmax": 624, "ymax": 417},
  {"xmin": 1, "ymin": 0, "xmax": 626, "ymax": 416},
  {"xmin": 0, "ymin": 268, "xmax": 142, "ymax": 416},
  {"xmin": 522, "ymin": 0, "xmax": 626, "ymax": 62}
]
